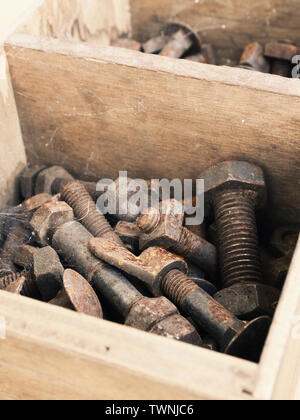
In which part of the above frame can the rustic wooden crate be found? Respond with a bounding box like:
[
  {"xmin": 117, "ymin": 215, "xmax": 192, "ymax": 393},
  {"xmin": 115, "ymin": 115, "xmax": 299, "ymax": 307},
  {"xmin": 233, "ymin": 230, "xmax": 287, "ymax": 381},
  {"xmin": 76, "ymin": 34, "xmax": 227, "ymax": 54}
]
[{"xmin": 0, "ymin": 0, "xmax": 299, "ymax": 400}]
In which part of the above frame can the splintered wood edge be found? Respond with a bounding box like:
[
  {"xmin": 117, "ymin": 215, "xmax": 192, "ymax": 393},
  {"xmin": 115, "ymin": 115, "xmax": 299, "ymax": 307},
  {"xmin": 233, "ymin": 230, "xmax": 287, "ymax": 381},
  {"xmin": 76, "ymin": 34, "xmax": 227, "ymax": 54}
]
[
  {"xmin": 254, "ymin": 238, "xmax": 300, "ymax": 400},
  {"xmin": 0, "ymin": 292, "xmax": 256, "ymax": 400},
  {"xmin": 6, "ymin": 33, "xmax": 300, "ymax": 99}
]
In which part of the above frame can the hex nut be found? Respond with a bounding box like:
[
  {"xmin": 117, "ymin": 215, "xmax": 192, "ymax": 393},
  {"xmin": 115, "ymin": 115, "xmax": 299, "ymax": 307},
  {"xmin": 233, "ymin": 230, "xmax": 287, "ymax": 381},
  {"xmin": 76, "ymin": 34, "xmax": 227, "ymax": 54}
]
[
  {"xmin": 125, "ymin": 296, "xmax": 202, "ymax": 345},
  {"xmin": 33, "ymin": 246, "xmax": 64, "ymax": 301},
  {"xmin": 214, "ymin": 283, "xmax": 280, "ymax": 320},
  {"xmin": 30, "ymin": 201, "xmax": 74, "ymax": 246},
  {"xmin": 200, "ymin": 161, "xmax": 267, "ymax": 217},
  {"xmin": 23, "ymin": 193, "xmax": 59, "ymax": 213},
  {"xmin": 139, "ymin": 199, "xmax": 184, "ymax": 250},
  {"xmin": 35, "ymin": 166, "xmax": 74, "ymax": 195}
]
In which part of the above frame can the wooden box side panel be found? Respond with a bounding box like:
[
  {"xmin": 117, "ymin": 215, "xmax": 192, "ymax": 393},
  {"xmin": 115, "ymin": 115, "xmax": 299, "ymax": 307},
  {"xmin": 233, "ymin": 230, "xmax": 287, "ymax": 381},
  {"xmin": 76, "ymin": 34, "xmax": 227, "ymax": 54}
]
[
  {"xmin": 255, "ymin": 239, "xmax": 300, "ymax": 400},
  {"xmin": 130, "ymin": 0, "xmax": 300, "ymax": 65},
  {"xmin": 0, "ymin": 48, "xmax": 26, "ymax": 206},
  {"xmin": 5, "ymin": 35, "xmax": 300, "ymax": 226},
  {"xmin": 0, "ymin": 292, "xmax": 256, "ymax": 400}
]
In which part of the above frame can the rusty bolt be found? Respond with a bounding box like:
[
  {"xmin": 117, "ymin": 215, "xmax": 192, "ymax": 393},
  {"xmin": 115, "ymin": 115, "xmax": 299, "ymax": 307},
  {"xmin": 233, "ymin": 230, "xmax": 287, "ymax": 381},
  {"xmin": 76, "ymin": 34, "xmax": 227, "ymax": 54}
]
[
  {"xmin": 50, "ymin": 269, "xmax": 103, "ymax": 318},
  {"xmin": 61, "ymin": 181, "xmax": 123, "ymax": 245},
  {"xmin": 160, "ymin": 22, "xmax": 201, "ymax": 59},
  {"xmin": 200, "ymin": 161, "xmax": 280, "ymax": 319},
  {"xmin": 90, "ymin": 238, "xmax": 271, "ymax": 362},
  {"xmin": 265, "ymin": 41, "xmax": 299, "ymax": 77},
  {"xmin": 237, "ymin": 43, "xmax": 270, "ymax": 73},
  {"xmin": 31, "ymin": 202, "xmax": 202, "ymax": 345},
  {"xmin": 138, "ymin": 199, "xmax": 218, "ymax": 279},
  {"xmin": 143, "ymin": 34, "xmax": 170, "ymax": 54},
  {"xmin": 30, "ymin": 201, "xmax": 74, "ymax": 246}
]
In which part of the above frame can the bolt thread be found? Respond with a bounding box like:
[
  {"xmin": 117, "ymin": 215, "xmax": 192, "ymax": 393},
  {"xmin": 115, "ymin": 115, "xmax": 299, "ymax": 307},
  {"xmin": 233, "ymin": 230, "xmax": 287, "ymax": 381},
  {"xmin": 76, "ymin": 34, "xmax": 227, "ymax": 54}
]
[
  {"xmin": 213, "ymin": 190, "xmax": 262, "ymax": 288},
  {"xmin": 61, "ymin": 182, "xmax": 115, "ymax": 239},
  {"xmin": 161, "ymin": 269, "xmax": 198, "ymax": 308},
  {"xmin": 137, "ymin": 209, "xmax": 161, "ymax": 234},
  {"xmin": 171, "ymin": 227, "xmax": 193, "ymax": 255},
  {"xmin": 0, "ymin": 270, "xmax": 37, "ymax": 297}
]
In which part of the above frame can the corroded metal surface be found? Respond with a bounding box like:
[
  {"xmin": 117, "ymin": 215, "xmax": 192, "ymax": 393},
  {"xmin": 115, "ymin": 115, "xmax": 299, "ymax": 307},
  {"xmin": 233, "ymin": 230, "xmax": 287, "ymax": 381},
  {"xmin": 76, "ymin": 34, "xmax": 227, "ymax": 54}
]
[
  {"xmin": 238, "ymin": 42, "xmax": 270, "ymax": 73},
  {"xmin": 89, "ymin": 238, "xmax": 187, "ymax": 296},
  {"xmin": 160, "ymin": 22, "xmax": 201, "ymax": 58},
  {"xmin": 50, "ymin": 269, "xmax": 103, "ymax": 318},
  {"xmin": 61, "ymin": 181, "xmax": 123, "ymax": 245},
  {"xmin": 269, "ymin": 224, "xmax": 300, "ymax": 258},
  {"xmin": 138, "ymin": 199, "xmax": 217, "ymax": 277},
  {"xmin": 30, "ymin": 201, "xmax": 74, "ymax": 246}
]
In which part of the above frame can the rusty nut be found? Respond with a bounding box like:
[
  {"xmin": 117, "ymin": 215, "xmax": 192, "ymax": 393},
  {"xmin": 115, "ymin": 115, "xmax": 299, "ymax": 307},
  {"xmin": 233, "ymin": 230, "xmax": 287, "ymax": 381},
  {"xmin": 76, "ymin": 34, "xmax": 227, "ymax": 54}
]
[
  {"xmin": 214, "ymin": 283, "xmax": 280, "ymax": 320},
  {"xmin": 30, "ymin": 201, "xmax": 74, "ymax": 246},
  {"xmin": 20, "ymin": 165, "xmax": 47, "ymax": 199},
  {"xmin": 125, "ymin": 296, "xmax": 202, "ymax": 345}
]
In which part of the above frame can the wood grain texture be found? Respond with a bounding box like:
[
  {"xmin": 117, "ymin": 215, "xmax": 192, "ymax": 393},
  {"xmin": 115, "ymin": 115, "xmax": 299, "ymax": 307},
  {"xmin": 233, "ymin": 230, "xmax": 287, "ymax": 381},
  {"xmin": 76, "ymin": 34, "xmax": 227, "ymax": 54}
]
[
  {"xmin": 5, "ymin": 35, "xmax": 300, "ymax": 226},
  {"xmin": 0, "ymin": 48, "xmax": 26, "ymax": 207},
  {"xmin": 255, "ymin": 238, "xmax": 300, "ymax": 400},
  {"xmin": 0, "ymin": 291, "xmax": 256, "ymax": 400},
  {"xmin": 130, "ymin": 0, "xmax": 300, "ymax": 65},
  {"xmin": 20, "ymin": 0, "xmax": 131, "ymax": 46}
]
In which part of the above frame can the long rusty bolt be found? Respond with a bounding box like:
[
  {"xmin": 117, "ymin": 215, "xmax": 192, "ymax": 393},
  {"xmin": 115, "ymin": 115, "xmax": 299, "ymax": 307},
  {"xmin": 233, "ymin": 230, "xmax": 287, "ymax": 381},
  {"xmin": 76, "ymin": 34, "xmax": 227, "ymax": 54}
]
[
  {"xmin": 90, "ymin": 238, "xmax": 271, "ymax": 362},
  {"xmin": 61, "ymin": 181, "xmax": 123, "ymax": 245},
  {"xmin": 50, "ymin": 269, "xmax": 103, "ymax": 318},
  {"xmin": 137, "ymin": 199, "xmax": 218, "ymax": 279},
  {"xmin": 200, "ymin": 161, "xmax": 280, "ymax": 319},
  {"xmin": 265, "ymin": 41, "xmax": 299, "ymax": 77},
  {"xmin": 237, "ymin": 42, "xmax": 270, "ymax": 73},
  {"xmin": 30, "ymin": 202, "xmax": 202, "ymax": 345},
  {"xmin": 160, "ymin": 22, "xmax": 201, "ymax": 58}
]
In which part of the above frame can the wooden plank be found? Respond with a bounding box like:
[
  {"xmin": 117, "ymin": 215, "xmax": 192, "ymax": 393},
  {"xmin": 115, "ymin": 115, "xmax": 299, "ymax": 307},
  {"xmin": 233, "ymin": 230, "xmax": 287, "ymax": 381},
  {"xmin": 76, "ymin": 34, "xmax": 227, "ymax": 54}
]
[
  {"xmin": 130, "ymin": 0, "xmax": 300, "ymax": 64},
  {"xmin": 0, "ymin": 291, "xmax": 256, "ymax": 400},
  {"xmin": 5, "ymin": 35, "xmax": 300, "ymax": 227},
  {"xmin": 254, "ymin": 238, "xmax": 300, "ymax": 400},
  {"xmin": 20, "ymin": 0, "xmax": 131, "ymax": 46},
  {"xmin": 0, "ymin": 47, "xmax": 26, "ymax": 206},
  {"xmin": 0, "ymin": 0, "xmax": 43, "ymax": 43}
]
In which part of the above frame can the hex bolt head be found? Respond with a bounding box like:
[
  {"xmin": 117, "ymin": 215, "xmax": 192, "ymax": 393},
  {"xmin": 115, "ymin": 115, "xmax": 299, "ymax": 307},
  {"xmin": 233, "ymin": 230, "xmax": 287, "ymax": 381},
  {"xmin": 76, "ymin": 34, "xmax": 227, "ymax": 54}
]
[{"xmin": 30, "ymin": 201, "xmax": 74, "ymax": 246}]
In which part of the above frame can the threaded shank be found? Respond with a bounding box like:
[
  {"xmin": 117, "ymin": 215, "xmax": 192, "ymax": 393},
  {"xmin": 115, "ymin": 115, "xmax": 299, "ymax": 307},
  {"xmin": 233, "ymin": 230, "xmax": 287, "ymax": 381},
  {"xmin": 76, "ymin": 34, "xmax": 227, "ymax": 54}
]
[
  {"xmin": 0, "ymin": 271, "xmax": 37, "ymax": 297},
  {"xmin": 171, "ymin": 227, "xmax": 193, "ymax": 255},
  {"xmin": 137, "ymin": 209, "xmax": 161, "ymax": 234},
  {"xmin": 161, "ymin": 269, "xmax": 198, "ymax": 308},
  {"xmin": 213, "ymin": 190, "xmax": 262, "ymax": 288},
  {"xmin": 61, "ymin": 182, "xmax": 114, "ymax": 239}
]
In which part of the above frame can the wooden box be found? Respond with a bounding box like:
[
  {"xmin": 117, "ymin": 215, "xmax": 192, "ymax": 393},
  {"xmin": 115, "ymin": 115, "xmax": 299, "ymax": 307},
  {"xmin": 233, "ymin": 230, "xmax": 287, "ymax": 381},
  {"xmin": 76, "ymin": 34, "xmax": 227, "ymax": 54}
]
[{"xmin": 0, "ymin": 0, "xmax": 299, "ymax": 400}]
